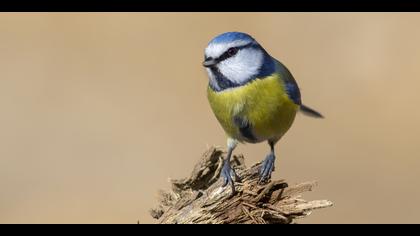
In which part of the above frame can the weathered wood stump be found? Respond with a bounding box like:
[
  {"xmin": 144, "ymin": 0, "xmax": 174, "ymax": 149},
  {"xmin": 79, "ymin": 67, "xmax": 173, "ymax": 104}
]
[{"xmin": 150, "ymin": 146, "xmax": 333, "ymax": 224}]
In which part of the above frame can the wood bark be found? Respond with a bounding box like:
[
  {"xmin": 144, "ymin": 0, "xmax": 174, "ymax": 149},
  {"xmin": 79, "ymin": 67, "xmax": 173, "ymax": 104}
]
[{"xmin": 150, "ymin": 146, "xmax": 333, "ymax": 224}]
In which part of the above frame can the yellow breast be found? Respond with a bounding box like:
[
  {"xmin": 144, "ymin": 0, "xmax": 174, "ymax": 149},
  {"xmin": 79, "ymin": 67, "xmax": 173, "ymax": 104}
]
[{"xmin": 207, "ymin": 74, "xmax": 299, "ymax": 143}]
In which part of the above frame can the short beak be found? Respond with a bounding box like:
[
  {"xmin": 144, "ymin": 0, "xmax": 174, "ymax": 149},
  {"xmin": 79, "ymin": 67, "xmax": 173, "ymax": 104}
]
[{"xmin": 202, "ymin": 59, "xmax": 217, "ymax": 68}]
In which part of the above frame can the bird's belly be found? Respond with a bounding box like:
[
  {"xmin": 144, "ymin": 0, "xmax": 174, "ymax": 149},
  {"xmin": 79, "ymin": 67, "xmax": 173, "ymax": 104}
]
[{"xmin": 207, "ymin": 75, "xmax": 299, "ymax": 143}]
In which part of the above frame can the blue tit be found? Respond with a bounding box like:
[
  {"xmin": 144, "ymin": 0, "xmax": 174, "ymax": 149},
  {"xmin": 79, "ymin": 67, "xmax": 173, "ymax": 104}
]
[{"xmin": 203, "ymin": 32, "xmax": 323, "ymax": 193}]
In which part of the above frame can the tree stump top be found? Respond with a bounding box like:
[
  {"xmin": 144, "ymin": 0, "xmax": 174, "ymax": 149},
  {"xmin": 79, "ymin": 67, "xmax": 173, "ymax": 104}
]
[{"xmin": 150, "ymin": 146, "xmax": 333, "ymax": 224}]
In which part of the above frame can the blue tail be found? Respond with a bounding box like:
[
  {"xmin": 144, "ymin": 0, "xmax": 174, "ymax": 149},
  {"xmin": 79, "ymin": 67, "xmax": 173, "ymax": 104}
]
[{"xmin": 300, "ymin": 104, "xmax": 324, "ymax": 118}]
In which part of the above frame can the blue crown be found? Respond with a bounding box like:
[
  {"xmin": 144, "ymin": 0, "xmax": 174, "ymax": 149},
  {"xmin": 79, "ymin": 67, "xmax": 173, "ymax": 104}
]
[{"xmin": 209, "ymin": 32, "xmax": 255, "ymax": 44}]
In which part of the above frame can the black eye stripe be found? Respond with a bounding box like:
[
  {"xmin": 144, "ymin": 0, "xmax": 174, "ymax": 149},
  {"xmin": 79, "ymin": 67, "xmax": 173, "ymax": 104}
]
[
  {"xmin": 217, "ymin": 48, "xmax": 236, "ymax": 62},
  {"xmin": 215, "ymin": 43, "xmax": 254, "ymax": 63}
]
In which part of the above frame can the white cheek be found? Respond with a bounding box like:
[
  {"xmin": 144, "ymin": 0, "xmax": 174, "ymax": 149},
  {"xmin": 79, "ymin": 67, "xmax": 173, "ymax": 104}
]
[{"xmin": 218, "ymin": 49, "xmax": 263, "ymax": 84}]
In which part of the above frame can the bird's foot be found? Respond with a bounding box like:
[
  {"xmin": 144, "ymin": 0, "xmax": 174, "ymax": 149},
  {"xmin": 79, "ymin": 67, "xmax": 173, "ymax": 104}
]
[
  {"xmin": 259, "ymin": 153, "xmax": 276, "ymax": 184},
  {"xmin": 221, "ymin": 160, "xmax": 240, "ymax": 195}
]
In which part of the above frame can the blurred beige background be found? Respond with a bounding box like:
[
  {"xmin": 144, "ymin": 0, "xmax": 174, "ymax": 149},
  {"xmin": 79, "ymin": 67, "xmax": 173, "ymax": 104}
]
[{"xmin": 0, "ymin": 13, "xmax": 419, "ymax": 224}]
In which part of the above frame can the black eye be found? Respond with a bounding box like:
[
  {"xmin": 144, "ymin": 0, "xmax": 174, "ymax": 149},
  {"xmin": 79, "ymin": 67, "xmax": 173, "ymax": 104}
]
[{"xmin": 227, "ymin": 47, "xmax": 238, "ymax": 56}]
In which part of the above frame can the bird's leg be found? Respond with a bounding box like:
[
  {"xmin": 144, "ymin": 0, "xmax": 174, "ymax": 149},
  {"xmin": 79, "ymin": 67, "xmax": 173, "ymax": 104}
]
[
  {"xmin": 221, "ymin": 139, "xmax": 239, "ymax": 194},
  {"xmin": 259, "ymin": 141, "xmax": 276, "ymax": 184}
]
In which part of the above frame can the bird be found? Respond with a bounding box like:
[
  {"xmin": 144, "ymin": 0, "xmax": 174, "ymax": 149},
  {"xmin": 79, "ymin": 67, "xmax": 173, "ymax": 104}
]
[{"xmin": 202, "ymin": 32, "xmax": 323, "ymax": 194}]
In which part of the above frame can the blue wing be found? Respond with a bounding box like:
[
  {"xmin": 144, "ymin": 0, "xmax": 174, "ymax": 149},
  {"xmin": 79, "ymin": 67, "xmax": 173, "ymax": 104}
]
[
  {"xmin": 276, "ymin": 60, "xmax": 324, "ymax": 118},
  {"xmin": 276, "ymin": 60, "xmax": 302, "ymax": 105},
  {"xmin": 284, "ymin": 80, "xmax": 302, "ymax": 105}
]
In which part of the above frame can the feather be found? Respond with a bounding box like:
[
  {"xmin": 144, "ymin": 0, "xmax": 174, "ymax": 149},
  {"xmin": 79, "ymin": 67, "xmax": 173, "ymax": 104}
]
[{"xmin": 300, "ymin": 104, "xmax": 324, "ymax": 118}]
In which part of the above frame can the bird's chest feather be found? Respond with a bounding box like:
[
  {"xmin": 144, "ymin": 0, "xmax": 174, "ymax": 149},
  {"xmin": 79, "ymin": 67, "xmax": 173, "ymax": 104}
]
[{"xmin": 207, "ymin": 75, "xmax": 299, "ymax": 143}]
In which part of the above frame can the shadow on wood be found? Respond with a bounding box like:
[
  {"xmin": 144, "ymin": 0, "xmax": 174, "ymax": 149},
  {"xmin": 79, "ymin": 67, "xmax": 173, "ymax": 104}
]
[{"xmin": 150, "ymin": 146, "xmax": 333, "ymax": 224}]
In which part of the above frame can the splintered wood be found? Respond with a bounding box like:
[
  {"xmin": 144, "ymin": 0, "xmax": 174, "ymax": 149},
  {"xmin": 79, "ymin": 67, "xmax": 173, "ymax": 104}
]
[{"xmin": 150, "ymin": 146, "xmax": 332, "ymax": 224}]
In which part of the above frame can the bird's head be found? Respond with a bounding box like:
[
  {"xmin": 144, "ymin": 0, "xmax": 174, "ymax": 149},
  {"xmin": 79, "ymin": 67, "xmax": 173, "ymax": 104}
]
[{"xmin": 203, "ymin": 32, "xmax": 275, "ymax": 91}]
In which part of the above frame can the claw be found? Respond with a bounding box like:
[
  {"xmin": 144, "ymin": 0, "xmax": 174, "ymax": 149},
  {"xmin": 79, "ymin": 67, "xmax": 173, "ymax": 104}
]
[
  {"xmin": 222, "ymin": 176, "xmax": 228, "ymax": 187},
  {"xmin": 220, "ymin": 160, "xmax": 239, "ymax": 195},
  {"xmin": 259, "ymin": 153, "xmax": 276, "ymax": 184}
]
